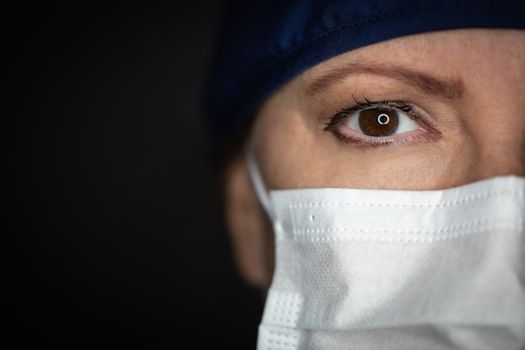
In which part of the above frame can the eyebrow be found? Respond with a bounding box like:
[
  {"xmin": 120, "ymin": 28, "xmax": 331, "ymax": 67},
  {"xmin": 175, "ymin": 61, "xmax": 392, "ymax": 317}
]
[{"xmin": 306, "ymin": 63, "xmax": 465, "ymax": 100}]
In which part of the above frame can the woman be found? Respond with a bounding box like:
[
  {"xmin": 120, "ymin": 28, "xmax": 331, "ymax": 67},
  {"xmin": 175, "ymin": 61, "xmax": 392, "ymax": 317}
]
[{"xmin": 207, "ymin": 1, "xmax": 525, "ymax": 349}]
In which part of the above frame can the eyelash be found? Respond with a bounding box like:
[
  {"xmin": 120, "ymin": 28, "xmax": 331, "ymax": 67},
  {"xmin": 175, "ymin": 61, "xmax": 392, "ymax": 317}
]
[{"xmin": 323, "ymin": 95, "xmax": 439, "ymax": 148}]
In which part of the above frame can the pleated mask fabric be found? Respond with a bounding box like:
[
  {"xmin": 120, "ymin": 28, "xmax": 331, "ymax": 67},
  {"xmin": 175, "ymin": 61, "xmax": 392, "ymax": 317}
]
[{"xmin": 246, "ymin": 153, "xmax": 525, "ymax": 350}]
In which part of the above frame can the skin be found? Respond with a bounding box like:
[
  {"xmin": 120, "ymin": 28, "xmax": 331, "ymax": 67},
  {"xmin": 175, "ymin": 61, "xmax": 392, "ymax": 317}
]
[{"xmin": 224, "ymin": 29, "xmax": 525, "ymax": 287}]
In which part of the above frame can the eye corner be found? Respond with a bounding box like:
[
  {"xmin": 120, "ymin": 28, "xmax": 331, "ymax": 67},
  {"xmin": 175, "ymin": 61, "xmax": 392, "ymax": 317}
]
[{"xmin": 323, "ymin": 107, "xmax": 355, "ymax": 130}]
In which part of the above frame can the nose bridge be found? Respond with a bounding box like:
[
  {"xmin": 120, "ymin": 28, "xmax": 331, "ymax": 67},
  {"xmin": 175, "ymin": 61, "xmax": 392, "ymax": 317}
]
[
  {"xmin": 475, "ymin": 121, "xmax": 525, "ymax": 179},
  {"xmin": 457, "ymin": 33, "xmax": 525, "ymax": 181}
]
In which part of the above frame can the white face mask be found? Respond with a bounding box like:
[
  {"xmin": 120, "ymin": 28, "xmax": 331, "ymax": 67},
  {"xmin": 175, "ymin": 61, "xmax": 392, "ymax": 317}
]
[{"xmin": 246, "ymin": 154, "xmax": 525, "ymax": 350}]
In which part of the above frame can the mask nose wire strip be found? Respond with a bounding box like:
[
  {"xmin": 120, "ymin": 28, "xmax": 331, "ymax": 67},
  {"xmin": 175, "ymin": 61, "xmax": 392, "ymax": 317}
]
[{"xmin": 245, "ymin": 149, "xmax": 275, "ymax": 221}]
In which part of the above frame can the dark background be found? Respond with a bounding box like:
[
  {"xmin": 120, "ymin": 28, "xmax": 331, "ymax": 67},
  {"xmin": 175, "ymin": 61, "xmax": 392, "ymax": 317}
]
[{"xmin": 6, "ymin": 2, "xmax": 263, "ymax": 349}]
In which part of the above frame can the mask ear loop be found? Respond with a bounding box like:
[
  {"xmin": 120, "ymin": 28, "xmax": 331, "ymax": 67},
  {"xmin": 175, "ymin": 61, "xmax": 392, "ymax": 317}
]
[
  {"xmin": 245, "ymin": 147, "xmax": 275, "ymax": 221},
  {"xmin": 245, "ymin": 146, "xmax": 276, "ymax": 296}
]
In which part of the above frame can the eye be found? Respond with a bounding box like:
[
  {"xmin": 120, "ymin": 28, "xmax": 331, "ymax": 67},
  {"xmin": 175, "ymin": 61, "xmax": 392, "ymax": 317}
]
[
  {"xmin": 324, "ymin": 100, "xmax": 439, "ymax": 147},
  {"xmin": 345, "ymin": 107, "xmax": 419, "ymax": 137}
]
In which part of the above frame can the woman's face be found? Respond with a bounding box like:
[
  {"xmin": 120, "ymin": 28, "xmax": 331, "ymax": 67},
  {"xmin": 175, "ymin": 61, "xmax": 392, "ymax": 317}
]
[
  {"xmin": 226, "ymin": 29, "xmax": 525, "ymax": 286},
  {"xmin": 251, "ymin": 29, "xmax": 525, "ymax": 191}
]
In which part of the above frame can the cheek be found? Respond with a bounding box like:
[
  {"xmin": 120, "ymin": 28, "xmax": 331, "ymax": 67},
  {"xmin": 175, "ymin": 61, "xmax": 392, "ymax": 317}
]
[
  {"xmin": 313, "ymin": 142, "xmax": 478, "ymax": 190},
  {"xmin": 257, "ymin": 120, "xmax": 482, "ymax": 191},
  {"xmin": 253, "ymin": 105, "xmax": 316, "ymax": 189}
]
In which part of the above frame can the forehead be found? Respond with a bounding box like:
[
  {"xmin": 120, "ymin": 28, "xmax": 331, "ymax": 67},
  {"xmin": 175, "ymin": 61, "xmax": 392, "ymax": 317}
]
[{"xmin": 299, "ymin": 29, "xmax": 525, "ymax": 84}]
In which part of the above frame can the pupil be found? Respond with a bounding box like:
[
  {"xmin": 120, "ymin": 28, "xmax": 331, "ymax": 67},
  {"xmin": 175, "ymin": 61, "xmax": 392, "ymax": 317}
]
[
  {"xmin": 377, "ymin": 114, "xmax": 389, "ymax": 125},
  {"xmin": 358, "ymin": 108, "xmax": 399, "ymax": 137}
]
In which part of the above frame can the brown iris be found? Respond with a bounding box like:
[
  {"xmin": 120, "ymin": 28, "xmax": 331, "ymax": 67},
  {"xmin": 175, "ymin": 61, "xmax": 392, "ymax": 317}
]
[{"xmin": 358, "ymin": 108, "xmax": 399, "ymax": 136}]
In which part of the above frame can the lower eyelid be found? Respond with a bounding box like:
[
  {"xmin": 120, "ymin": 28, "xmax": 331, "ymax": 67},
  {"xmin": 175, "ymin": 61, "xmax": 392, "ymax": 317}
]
[{"xmin": 333, "ymin": 124, "xmax": 438, "ymax": 148}]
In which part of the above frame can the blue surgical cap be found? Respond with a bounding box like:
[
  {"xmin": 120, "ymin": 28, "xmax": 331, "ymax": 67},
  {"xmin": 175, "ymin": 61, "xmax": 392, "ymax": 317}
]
[{"xmin": 206, "ymin": 0, "xmax": 525, "ymax": 141}]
